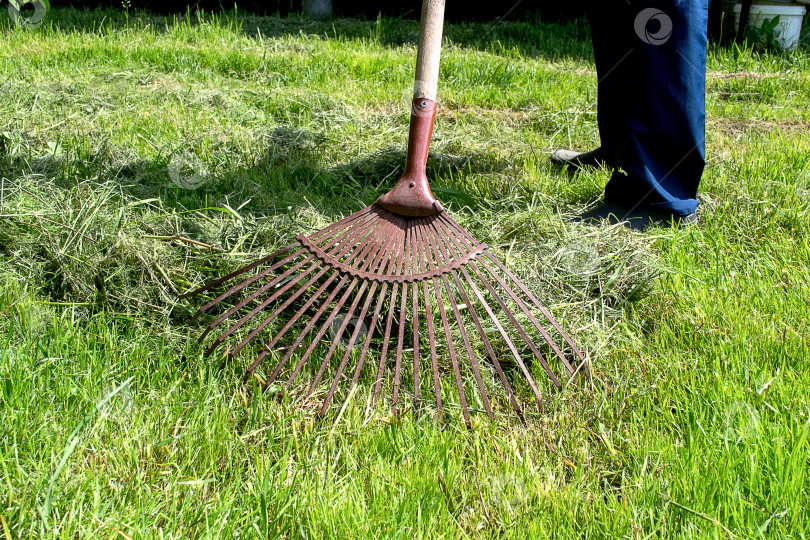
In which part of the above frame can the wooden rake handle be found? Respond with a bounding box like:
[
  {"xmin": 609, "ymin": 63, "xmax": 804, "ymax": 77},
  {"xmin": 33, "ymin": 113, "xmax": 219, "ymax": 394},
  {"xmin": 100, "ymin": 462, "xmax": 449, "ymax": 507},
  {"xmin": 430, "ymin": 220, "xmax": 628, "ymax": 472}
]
[
  {"xmin": 413, "ymin": 0, "xmax": 446, "ymax": 102},
  {"xmin": 376, "ymin": 0, "xmax": 446, "ymax": 217}
]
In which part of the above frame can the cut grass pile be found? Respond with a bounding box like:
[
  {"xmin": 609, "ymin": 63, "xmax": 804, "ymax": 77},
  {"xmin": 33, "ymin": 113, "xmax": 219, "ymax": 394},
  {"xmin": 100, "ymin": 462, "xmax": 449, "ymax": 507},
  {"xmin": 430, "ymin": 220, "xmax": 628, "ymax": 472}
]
[{"xmin": 1, "ymin": 8, "xmax": 809, "ymax": 538}]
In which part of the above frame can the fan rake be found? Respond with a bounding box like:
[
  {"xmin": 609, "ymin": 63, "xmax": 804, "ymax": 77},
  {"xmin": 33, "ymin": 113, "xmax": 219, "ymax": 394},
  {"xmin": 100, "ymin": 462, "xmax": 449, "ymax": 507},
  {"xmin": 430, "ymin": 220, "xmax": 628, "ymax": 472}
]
[{"xmin": 182, "ymin": 0, "xmax": 587, "ymax": 424}]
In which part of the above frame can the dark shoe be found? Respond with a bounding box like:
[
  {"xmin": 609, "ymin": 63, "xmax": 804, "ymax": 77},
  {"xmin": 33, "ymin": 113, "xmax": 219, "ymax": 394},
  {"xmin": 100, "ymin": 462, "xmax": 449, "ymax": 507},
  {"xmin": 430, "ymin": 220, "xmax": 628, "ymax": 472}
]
[
  {"xmin": 550, "ymin": 147, "xmax": 608, "ymax": 169},
  {"xmin": 571, "ymin": 203, "xmax": 697, "ymax": 231}
]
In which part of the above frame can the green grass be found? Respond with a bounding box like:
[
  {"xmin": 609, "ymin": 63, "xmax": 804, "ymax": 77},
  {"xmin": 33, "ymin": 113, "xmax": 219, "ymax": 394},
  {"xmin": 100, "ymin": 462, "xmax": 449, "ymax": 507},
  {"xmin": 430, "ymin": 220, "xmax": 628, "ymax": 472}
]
[{"xmin": 1, "ymin": 7, "xmax": 809, "ymax": 538}]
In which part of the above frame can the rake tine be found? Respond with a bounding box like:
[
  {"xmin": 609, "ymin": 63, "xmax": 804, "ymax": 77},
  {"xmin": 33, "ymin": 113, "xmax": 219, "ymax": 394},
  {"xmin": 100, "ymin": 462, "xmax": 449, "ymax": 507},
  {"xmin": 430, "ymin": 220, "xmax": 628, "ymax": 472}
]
[
  {"xmin": 318, "ymin": 219, "xmax": 405, "ymax": 415},
  {"xmin": 479, "ymin": 259, "xmax": 574, "ymax": 374},
  {"xmin": 192, "ymin": 248, "xmax": 305, "ymax": 318},
  {"xmin": 429, "ymin": 219, "xmax": 523, "ymax": 420},
  {"xmin": 437, "ymin": 215, "xmax": 563, "ymax": 387},
  {"xmin": 284, "ymin": 217, "xmax": 400, "ymax": 392},
  {"xmin": 371, "ymin": 239, "xmax": 407, "ymax": 408},
  {"xmin": 459, "ymin": 264, "xmax": 545, "ymax": 412},
  {"xmin": 439, "ymin": 213, "xmax": 585, "ymax": 368},
  {"xmin": 196, "ymin": 209, "xmax": 381, "ymax": 327},
  {"xmin": 260, "ymin": 217, "xmax": 401, "ymax": 387},
  {"xmin": 469, "ymin": 261, "xmax": 562, "ymax": 389},
  {"xmin": 246, "ymin": 270, "xmax": 338, "ymax": 374},
  {"xmin": 350, "ymin": 217, "xmax": 407, "ymax": 392},
  {"xmin": 391, "ymin": 282, "xmax": 408, "ymax": 414},
  {"xmin": 233, "ymin": 214, "xmax": 391, "ymax": 363},
  {"xmin": 201, "ymin": 214, "xmax": 385, "ymax": 354},
  {"xmin": 263, "ymin": 273, "xmax": 350, "ymax": 387},
  {"xmin": 237, "ymin": 265, "xmax": 333, "ymax": 381},
  {"xmin": 410, "ymin": 221, "xmax": 422, "ymax": 411},
  {"xmin": 200, "ymin": 255, "xmax": 316, "ymax": 348},
  {"xmin": 424, "ymin": 218, "xmax": 490, "ymax": 421},
  {"xmin": 483, "ymin": 252, "xmax": 586, "ymax": 368},
  {"xmin": 181, "ymin": 244, "xmax": 297, "ymax": 301},
  {"xmin": 392, "ymin": 220, "xmax": 414, "ymax": 415},
  {"xmin": 306, "ymin": 220, "xmax": 400, "ymax": 401},
  {"xmin": 435, "ymin": 219, "xmax": 545, "ymax": 410},
  {"xmin": 420, "ymin": 217, "xmax": 470, "ymax": 426},
  {"xmin": 414, "ymin": 218, "xmax": 443, "ymax": 418}
]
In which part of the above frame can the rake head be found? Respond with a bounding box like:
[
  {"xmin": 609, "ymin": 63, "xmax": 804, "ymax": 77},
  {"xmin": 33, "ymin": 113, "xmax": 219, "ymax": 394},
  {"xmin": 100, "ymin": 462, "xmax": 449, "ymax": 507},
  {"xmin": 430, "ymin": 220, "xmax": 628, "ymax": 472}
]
[{"xmin": 183, "ymin": 204, "xmax": 587, "ymax": 424}]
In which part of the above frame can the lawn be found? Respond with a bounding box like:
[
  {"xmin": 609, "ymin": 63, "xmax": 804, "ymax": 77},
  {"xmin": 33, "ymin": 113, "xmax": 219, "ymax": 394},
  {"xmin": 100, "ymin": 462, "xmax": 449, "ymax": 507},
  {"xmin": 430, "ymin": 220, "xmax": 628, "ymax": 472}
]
[{"xmin": 1, "ymin": 7, "xmax": 809, "ymax": 538}]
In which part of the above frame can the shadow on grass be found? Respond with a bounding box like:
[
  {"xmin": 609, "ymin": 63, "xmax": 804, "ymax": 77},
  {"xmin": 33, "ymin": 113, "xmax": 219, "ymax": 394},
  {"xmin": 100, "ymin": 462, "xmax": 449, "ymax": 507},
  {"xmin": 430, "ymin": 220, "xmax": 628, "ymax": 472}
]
[{"xmin": 1, "ymin": 124, "xmax": 510, "ymax": 223}]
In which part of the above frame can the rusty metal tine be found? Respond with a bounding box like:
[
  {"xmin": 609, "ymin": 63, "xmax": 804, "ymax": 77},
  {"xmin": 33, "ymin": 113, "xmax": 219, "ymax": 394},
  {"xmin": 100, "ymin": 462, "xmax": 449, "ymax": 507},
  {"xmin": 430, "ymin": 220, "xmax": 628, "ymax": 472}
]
[
  {"xmin": 284, "ymin": 217, "xmax": 400, "ymax": 391},
  {"xmin": 478, "ymin": 257, "xmax": 575, "ymax": 374},
  {"xmin": 437, "ymin": 213, "xmax": 566, "ymax": 383},
  {"xmin": 483, "ymin": 252, "xmax": 586, "ymax": 366},
  {"xmin": 460, "ymin": 264, "xmax": 545, "ymax": 412},
  {"xmin": 200, "ymin": 256, "xmax": 315, "ymax": 346},
  {"xmin": 351, "ymin": 217, "xmax": 407, "ymax": 393},
  {"xmin": 306, "ymin": 206, "xmax": 375, "ymax": 243},
  {"xmin": 197, "ymin": 209, "xmax": 380, "ymax": 321},
  {"xmin": 181, "ymin": 244, "xmax": 297, "ymax": 300},
  {"xmin": 466, "ymin": 259, "xmax": 561, "ymax": 389},
  {"xmin": 256, "ymin": 217, "xmax": 389, "ymax": 379},
  {"xmin": 436, "ymin": 218, "xmax": 545, "ymax": 410},
  {"xmin": 306, "ymin": 218, "xmax": 400, "ymax": 401},
  {"xmin": 414, "ymin": 219, "xmax": 444, "ymax": 419},
  {"xmin": 352, "ymin": 283, "xmax": 388, "ymax": 384},
  {"xmin": 438, "ymin": 213, "xmax": 584, "ymax": 367},
  {"xmin": 263, "ymin": 274, "xmax": 349, "ymax": 387},
  {"xmin": 193, "ymin": 249, "xmax": 305, "ymax": 316},
  {"xmin": 318, "ymin": 219, "xmax": 404, "ymax": 414},
  {"xmin": 411, "ymin": 221, "xmax": 421, "ymax": 409},
  {"xmin": 391, "ymin": 282, "xmax": 407, "ymax": 414},
  {"xmin": 371, "ymin": 283, "xmax": 396, "ymax": 407},
  {"xmin": 392, "ymin": 219, "xmax": 413, "ymax": 414},
  {"xmin": 237, "ymin": 265, "xmax": 333, "ymax": 375},
  {"xmin": 235, "ymin": 213, "xmax": 393, "ymax": 362},
  {"xmin": 306, "ymin": 279, "xmax": 369, "ymax": 396},
  {"xmin": 371, "ymin": 233, "xmax": 407, "ymax": 407},
  {"xmin": 201, "ymin": 214, "xmax": 384, "ymax": 353},
  {"xmin": 421, "ymin": 217, "xmax": 469, "ymax": 425},
  {"xmin": 424, "ymin": 222, "xmax": 491, "ymax": 418},
  {"xmin": 319, "ymin": 281, "xmax": 379, "ymax": 414},
  {"xmin": 244, "ymin": 270, "xmax": 337, "ymax": 374},
  {"xmin": 430, "ymin": 218, "xmax": 521, "ymax": 419}
]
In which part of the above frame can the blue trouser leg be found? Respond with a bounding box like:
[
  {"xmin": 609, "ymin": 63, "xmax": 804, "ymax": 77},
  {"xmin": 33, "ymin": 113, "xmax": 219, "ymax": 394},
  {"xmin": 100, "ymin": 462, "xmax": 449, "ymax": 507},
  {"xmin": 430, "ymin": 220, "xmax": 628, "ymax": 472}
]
[{"xmin": 586, "ymin": 1, "xmax": 708, "ymax": 216}]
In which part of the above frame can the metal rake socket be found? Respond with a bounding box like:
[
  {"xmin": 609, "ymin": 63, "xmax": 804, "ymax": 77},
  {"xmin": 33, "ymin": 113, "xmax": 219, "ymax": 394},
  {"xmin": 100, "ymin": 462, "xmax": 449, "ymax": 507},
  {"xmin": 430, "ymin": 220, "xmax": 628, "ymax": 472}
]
[{"xmin": 183, "ymin": 204, "xmax": 587, "ymax": 425}]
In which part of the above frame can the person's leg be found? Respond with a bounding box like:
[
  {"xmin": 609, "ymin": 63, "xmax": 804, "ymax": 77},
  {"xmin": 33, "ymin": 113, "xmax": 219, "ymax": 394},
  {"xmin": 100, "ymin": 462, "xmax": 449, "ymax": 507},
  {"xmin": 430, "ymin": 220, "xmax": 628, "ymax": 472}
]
[
  {"xmin": 603, "ymin": 0, "xmax": 709, "ymax": 217},
  {"xmin": 552, "ymin": 3, "xmax": 630, "ymax": 168},
  {"xmin": 585, "ymin": 2, "xmax": 633, "ymax": 167}
]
